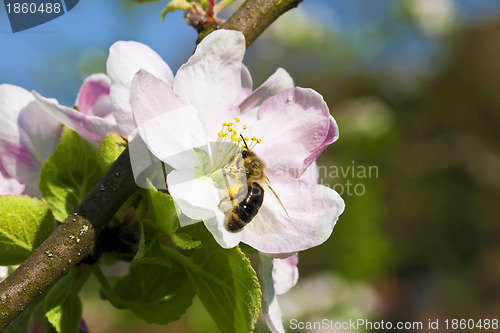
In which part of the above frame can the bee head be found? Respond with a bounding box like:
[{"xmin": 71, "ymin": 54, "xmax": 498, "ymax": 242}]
[{"xmin": 242, "ymin": 149, "xmax": 265, "ymax": 181}]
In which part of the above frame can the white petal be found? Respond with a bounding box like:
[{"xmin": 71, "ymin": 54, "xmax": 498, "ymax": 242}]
[
  {"xmin": 260, "ymin": 254, "xmax": 286, "ymax": 333},
  {"xmin": 203, "ymin": 213, "xmax": 243, "ymax": 249},
  {"xmin": 243, "ymin": 179, "xmax": 345, "ymax": 254},
  {"xmin": 273, "ymin": 254, "xmax": 299, "ymax": 295},
  {"xmin": 131, "ymin": 70, "xmax": 207, "ymax": 169},
  {"xmin": 33, "ymin": 91, "xmax": 116, "ymax": 142},
  {"xmin": 0, "ymin": 266, "xmax": 8, "ymax": 282},
  {"xmin": 107, "ymin": 41, "xmax": 174, "ymax": 138},
  {"xmin": 239, "ymin": 68, "xmax": 294, "ymax": 114},
  {"xmin": 0, "ymin": 85, "xmax": 62, "ymax": 196},
  {"xmin": 167, "ymin": 169, "xmax": 221, "ymax": 221},
  {"xmin": 173, "ymin": 30, "xmax": 246, "ymax": 137}
]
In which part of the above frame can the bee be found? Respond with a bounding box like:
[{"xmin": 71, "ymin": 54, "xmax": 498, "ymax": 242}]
[{"xmin": 219, "ymin": 136, "xmax": 290, "ymax": 232}]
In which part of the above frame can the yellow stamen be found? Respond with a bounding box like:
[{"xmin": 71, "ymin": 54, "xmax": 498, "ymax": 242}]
[
  {"xmin": 217, "ymin": 148, "xmax": 222, "ymax": 153},
  {"xmin": 235, "ymin": 117, "xmax": 240, "ymax": 123},
  {"xmin": 243, "ymin": 125, "xmax": 247, "ymax": 130},
  {"xmin": 257, "ymin": 139, "xmax": 261, "ymax": 143}
]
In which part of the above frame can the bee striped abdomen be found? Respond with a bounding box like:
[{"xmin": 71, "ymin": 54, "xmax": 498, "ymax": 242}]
[{"xmin": 226, "ymin": 182, "xmax": 264, "ymax": 232}]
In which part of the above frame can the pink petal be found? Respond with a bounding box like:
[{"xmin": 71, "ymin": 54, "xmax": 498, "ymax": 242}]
[
  {"xmin": 75, "ymin": 73, "xmax": 114, "ymax": 122},
  {"xmin": 235, "ymin": 65, "xmax": 253, "ymax": 105},
  {"xmin": 300, "ymin": 161, "xmax": 319, "ymax": 185},
  {"xmin": 260, "ymin": 254, "xmax": 286, "ymax": 333},
  {"xmin": 173, "ymin": 30, "xmax": 246, "ymax": 137},
  {"xmin": 107, "ymin": 41, "xmax": 174, "ymax": 138},
  {"xmin": 250, "ymin": 87, "xmax": 339, "ymax": 179},
  {"xmin": 239, "ymin": 68, "xmax": 294, "ymax": 115},
  {"xmin": 0, "ymin": 84, "xmax": 61, "ymax": 196},
  {"xmin": 0, "ymin": 167, "xmax": 25, "ymax": 195},
  {"xmin": 273, "ymin": 254, "xmax": 299, "ymax": 295},
  {"xmin": 242, "ymin": 178, "xmax": 344, "ymax": 254},
  {"xmin": 33, "ymin": 92, "xmax": 116, "ymax": 142}
]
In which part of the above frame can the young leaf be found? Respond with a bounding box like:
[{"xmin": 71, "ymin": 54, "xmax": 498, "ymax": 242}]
[
  {"xmin": 45, "ymin": 265, "xmax": 91, "ymax": 333},
  {"xmin": 98, "ymin": 132, "xmax": 127, "ymax": 171},
  {"xmin": 167, "ymin": 226, "xmax": 262, "ymax": 333},
  {"xmin": 161, "ymin": 0, "xmax": 194, "ymax": 20},
  {"xmin": 0, "ymin": 196, "xmax": 55, "ymax": 265},
  {"xmin": 111, "ymin": 261, "xmax": 195, "ymax": 325},
  {"xmin": 147, "ymin": 188, "xmax": 200, "ymax": 250},
  {"xmin": 40, "ymin": 126, "xmax": 105, "ymax": 221}
]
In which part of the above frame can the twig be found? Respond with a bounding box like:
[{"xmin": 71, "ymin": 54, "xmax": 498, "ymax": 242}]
[{"xmin": 198, "ymin": 0, "xmax": 303, "ymax": 47}]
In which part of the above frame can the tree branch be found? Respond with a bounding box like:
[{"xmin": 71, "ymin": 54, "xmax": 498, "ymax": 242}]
[
  {"xmin": 0, "ymin": 149, "xmax": 137, "ymax": 329},
  {"xmin": 0, "ymin": 0, "xmax": 303, "ymax": 329},
  {"xmin": 199, "ymin": 0, "xmax": 303, "ymax": 47}
]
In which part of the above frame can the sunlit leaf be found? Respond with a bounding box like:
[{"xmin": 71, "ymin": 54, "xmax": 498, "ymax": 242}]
[
  {"xmin": 40, "ymin": 126, "xmax": 105, "ymax": 221},
  {"xmin": 0, "ymin": 196, "xmax": 55, "ymax": 265},
  {"xmin": 45, "ymin": 265, "xmax": 91, "ymax": 333}
]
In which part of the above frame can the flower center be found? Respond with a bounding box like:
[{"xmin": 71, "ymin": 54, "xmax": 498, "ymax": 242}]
[
  {"xmin": 193, "ymin": 118, "xmax": 261, "ymax": 188},
  {"xmin": 211, "ymin": 117, "xmax": 261, "ymax": 170}
]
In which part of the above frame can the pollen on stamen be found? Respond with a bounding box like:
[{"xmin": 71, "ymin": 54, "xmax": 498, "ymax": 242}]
[
  {"xmin": 235, "ymin": 117, "xmax": 240, "ymax": 123},
  {"xmin": 243, "ymin": 125, "xmax": 247, "ymax": 130}
]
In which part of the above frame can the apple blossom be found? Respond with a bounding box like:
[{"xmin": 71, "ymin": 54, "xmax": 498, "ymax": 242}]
[
  {"xmin": 129, "ymin": 29, "xmax": 345, "ymax": 254},
  {"xmin": 0, "ymin": 84, "xmax": 62, "ymax": 196}
]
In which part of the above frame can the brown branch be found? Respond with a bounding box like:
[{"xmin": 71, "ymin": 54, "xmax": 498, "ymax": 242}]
[
  {"xmin": 0, "ymin": 149, "xmax": 137, "ymax": 329},
  {"xmin": 0, "ymin": 0, "xmax": 304, "ymax": 329}
]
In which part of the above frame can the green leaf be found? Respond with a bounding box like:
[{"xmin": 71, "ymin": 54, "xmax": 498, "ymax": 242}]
[
  {"xmin": 133, "ymin": 222, "xmax": 172, "ymax": 267},
  {"xmin": 147, "ymin": 188, "xmax": 200, "ymax": 250},
  {"xmin": 0, "ymin": 196, "xmax": 55, "ymax": 265},
  {"xmin": 45, "ymin": 265, "xmax": 91, "ymax": 333},
  {"xmin": 111, "ymin": 261, "xmax": 195, "ymax": 325},
  {"xmin": 40, "ymin": 126, "xmax": 105, "ymax": 221},
  {"xmin": 98, "ymin": 132, "xmax": 127, "ymax": 171},
  {"xmin": 167, "ymin": 226, "xmax": 261, "ymax": 333},
  {"xmin": 161, "ymin": 0, "xmax": 194, "ymax": 21}
]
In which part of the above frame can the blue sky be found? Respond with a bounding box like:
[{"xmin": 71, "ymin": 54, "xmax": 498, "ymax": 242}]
[{"xmin": 1, "ymin": 0, "xmax": 500, "ymax": 105}]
